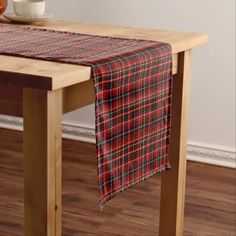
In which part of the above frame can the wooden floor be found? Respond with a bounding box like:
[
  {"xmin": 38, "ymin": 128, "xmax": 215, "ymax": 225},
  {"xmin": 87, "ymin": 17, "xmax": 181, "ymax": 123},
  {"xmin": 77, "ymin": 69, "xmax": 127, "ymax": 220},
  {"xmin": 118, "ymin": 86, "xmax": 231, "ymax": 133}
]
[{"xmin": 0, "ymin": 128, "xmax": 235, "ymax": 236}]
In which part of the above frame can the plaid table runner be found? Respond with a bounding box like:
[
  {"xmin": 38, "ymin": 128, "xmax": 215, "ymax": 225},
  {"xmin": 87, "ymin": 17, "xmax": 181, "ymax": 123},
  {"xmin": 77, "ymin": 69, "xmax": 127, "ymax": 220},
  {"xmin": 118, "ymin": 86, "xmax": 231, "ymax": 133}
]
[{"xmin": 0, "ymin": 23, "xmax": 173, "ymax": 207}]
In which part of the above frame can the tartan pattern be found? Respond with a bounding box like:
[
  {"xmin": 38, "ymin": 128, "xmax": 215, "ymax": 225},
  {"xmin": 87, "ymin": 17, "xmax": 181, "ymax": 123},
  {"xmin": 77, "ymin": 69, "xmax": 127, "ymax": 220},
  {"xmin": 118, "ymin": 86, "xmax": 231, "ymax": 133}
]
[{"xmin": 0, "ymin": 23, "xmax": 173, "ymax": 207}]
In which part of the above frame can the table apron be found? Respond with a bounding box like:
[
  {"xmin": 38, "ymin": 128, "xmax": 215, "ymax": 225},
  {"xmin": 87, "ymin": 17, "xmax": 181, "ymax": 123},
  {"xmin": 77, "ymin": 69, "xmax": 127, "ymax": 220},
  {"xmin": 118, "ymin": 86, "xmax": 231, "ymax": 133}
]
[{"xmin": 0, "ymin": 79, "xmax": 94, "ymax": 116}]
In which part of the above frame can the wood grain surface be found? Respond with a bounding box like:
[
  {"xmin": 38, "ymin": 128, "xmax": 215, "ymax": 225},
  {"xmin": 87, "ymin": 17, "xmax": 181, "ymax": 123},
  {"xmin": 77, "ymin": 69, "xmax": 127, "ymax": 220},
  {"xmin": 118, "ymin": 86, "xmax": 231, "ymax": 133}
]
[
  {"xmin": 0, "ymin": 128, "xmax": 235, "ymax": 236},
  {"xmin": 0, "ymin": 17, "xmax": 208, "ymax": 90},
  {"xmin": 159, "ymin": 50, "xmax": 191, "ymax": 236},
  {"xmin": 23, "ymin": 88, "xmax": 62, "ymax": 236}
]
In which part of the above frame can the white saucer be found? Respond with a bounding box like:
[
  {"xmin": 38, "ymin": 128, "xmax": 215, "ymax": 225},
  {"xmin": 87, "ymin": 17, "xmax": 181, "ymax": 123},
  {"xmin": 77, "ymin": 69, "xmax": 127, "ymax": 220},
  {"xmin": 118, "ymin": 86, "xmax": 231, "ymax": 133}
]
[{"xmin": 3, "ymin": 13, "xmax": 53, "ymax": 23}]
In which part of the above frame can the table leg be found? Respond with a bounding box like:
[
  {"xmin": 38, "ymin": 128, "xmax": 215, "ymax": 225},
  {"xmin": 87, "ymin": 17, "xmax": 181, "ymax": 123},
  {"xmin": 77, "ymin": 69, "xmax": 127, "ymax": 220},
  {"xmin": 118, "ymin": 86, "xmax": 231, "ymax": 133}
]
[
  {"xmin": 159, "ymin": 50, "xmax": 192, "ymax": 236},
  {"xmin": 23, "ymin": 88, "xmax": 62, "ymax": 236}
]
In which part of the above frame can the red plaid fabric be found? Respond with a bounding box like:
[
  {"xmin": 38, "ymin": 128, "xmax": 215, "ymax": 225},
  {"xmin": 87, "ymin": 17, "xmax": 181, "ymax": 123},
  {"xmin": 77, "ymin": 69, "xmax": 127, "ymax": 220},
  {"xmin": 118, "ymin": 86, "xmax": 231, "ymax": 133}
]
[{"xmin": 0, "ymin": 24, "xmax": 173, "ymax": 207}]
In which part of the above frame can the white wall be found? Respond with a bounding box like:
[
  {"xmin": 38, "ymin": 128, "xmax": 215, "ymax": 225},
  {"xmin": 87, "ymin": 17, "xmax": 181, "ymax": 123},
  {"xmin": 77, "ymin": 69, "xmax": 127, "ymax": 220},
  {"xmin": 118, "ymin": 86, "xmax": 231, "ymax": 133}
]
[{"xmin": 31, "ymin": 0, "xmax": 236, "ymax": 150}]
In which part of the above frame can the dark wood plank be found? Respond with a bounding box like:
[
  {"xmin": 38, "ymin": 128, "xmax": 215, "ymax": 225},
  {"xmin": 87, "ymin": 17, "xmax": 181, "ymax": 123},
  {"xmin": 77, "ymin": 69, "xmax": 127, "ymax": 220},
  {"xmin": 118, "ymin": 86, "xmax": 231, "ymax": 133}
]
[{"xmin": 0, "ymin": 128, "xmax": 235, "ymax": 236}]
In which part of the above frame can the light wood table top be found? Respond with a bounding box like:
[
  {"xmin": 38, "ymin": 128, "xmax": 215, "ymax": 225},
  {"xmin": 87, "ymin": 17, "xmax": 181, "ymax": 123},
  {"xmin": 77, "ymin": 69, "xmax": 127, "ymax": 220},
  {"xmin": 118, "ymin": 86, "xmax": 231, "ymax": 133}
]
[{"xmin": 0, "ymin": 18, "xmax": 208, "ymax": 90}]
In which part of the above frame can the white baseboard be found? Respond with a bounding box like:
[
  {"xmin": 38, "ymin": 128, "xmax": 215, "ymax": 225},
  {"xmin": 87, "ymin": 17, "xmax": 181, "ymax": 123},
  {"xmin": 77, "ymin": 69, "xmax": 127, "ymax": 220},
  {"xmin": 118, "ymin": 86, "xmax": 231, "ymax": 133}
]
[
  {"xmin": 187, "ymin": 142, "xmax": 235, "ymax": 168},
  {"xmin": 0, "ymin": 115, "xmax": 235, "ymax": 169}
]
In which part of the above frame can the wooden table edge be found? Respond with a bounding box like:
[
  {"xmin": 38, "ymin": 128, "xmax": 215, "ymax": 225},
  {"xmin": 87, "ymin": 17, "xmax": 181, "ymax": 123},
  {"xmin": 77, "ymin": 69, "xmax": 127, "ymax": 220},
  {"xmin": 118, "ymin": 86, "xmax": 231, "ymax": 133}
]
[{"xmin": 0, "ymin": 19, "xmax": 208, "ymax": 91}]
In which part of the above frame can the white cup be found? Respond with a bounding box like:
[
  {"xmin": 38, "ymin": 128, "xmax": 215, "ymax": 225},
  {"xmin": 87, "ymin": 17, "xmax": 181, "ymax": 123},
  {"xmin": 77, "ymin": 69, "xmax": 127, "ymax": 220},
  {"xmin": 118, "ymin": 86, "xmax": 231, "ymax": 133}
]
[{"xmin": 13, "ymin": 0, "xmax": 45, "ymax": 17}]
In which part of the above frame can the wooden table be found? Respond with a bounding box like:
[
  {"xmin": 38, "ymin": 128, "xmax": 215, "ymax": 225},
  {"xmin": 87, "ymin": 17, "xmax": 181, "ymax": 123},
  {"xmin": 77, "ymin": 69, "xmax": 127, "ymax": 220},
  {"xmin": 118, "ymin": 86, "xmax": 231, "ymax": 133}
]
[{"xmin": 0, "ymin": 18, "xmax": 208, "ymax": 236}]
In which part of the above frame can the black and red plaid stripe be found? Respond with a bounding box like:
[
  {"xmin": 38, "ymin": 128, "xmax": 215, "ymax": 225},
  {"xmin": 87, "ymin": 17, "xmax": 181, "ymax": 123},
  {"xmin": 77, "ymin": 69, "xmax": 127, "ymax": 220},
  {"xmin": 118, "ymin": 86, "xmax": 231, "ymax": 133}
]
[{"xmin": 0, "ymin": 23, "xmax": 173, "ymax": 207}]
